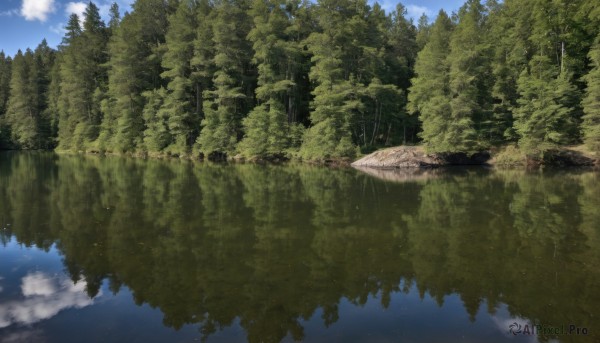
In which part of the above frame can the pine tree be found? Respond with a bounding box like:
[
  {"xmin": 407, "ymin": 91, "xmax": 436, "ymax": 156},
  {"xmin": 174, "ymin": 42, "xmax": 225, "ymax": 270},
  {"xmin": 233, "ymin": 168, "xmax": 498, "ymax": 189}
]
[
  {"xmin": 582, "ymin": 35, "xmax": 600, "ymax": 154},
  {"xmin": 142, "ymin": 87, "xmax": 171, "ymax": 151},
  {"xmin": 100, "ymin": 0, "xmax": 175, "ymax": 153},
  {"xmin": 0, "ymin": 52, "xmax": 12, "ymax": 147},
  {"xmin": 415, "ymin": 14, "xmax": 431, "ymax": 50},
  {"xmin": 0, "ymin": 52, "xmax": 11, "ymax": 116},
  {"xmin": 446, "ymin": 0, "xmax": 490, "ymax": 152},
  {"xmin": 33, "ymin": 39, "xmax": 55, "ymax": 146},
  {"xmin": 238, "ymin": 0, "xmax": 296, "ymax": 158},
  {"xmin": 381, "ymin": 4, "xmax": 418, "ymax": 145},
  {"xmin": 155, "ymin": 0, "xmax": 200, "ymax": 155},
  {"xmin": 5, "ymin": 50, "xmax": 41, "ymax": 148},
  {"xmin": 196, "ymin": 0, "xmax": 253, "ymax": 158},
  {"xmin": 299, "ymin": 0, "xmax": 381, "ymax": 160},
  {"xmin": 56, "ymin": 14, "xmax": 83, "ymax": 150},
  {"xmin": 486, "ymin": 0, "xmax": 534, "ymax": 142},
  {"xmin": 514, "ymin": 56, "xmax": 579, "ymax": 156},
  {"xmin": 108, "ymin": 2, "xmax": 121, "ymax": 31},
  {"xmin": 190, "ymin": 0, "xmax": 215, "ymax": 124},
  {"xmin": 45, "ymin": 54, "xmax": 61, "ymax": 147},
  {"xmin": 56, "ymin": 5, "xmax": 108, "ymax": 152},
  {"xmin": 407, "ymin": 10, "xmax": 454, "ymax": 153}
]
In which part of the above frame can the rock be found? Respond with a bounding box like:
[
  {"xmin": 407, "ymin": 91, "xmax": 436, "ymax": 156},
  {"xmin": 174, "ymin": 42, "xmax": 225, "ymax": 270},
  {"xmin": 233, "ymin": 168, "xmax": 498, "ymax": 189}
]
[
  {"xmin": 351, "ymin": 146, "xmax": 442, "ymax": 168},
  {"xmin": 351, "ymin": 146, "xmax": 490, "ymax": 169}
]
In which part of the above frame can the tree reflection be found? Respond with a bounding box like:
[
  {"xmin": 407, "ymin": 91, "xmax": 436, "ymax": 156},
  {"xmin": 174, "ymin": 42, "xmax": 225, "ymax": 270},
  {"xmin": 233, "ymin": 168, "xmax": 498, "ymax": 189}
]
[{"xmin": 0, "ymin": 153, "xmax": 599, "ymax": 342}]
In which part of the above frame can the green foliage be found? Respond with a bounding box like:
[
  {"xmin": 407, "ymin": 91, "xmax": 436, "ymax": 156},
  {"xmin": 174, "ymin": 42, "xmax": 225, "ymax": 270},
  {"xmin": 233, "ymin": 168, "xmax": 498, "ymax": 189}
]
[
  {"xmin": 486, "ymin": 0, "xmax": 534, "ymax": 143},
  {"xmin": 4, "ymin": 0, "xmax": 600, "ymax": 158},
  {"xmin": 300, "ymin": 0, "xmax": 396, "ymax": 160},
  {"xmin": 3, "ymin": 154, "xmax": 600, "ymax": 341},
  {"xmin": 196, "ymin": 0, "xmax": 253, "ymax": 157},
  {"xmin": 238, "ymin": 0, "xmax": 298, "ymax": 159},
  {"xmin": 4, "ymin": 46, "xmax": 53, "ymax": 149},
  {"xmin": 582, "ymin": 35, "xmax": 600, "ymax": 154},
  {"xmin": 493, "ymin": 145, "xmax": 526, "ymax": 167},
  {"xmin": 446, "ymin": 0, "xmax": 491, "ymax": 152},
  {"xmin": 99, "ymin": 0, "xmax": 174, "ymax": 153},
  {"xmin": 0, "ymin": 52, "xmax": 12, "ymax": 148},
  {"xmin": 142, "ymin": 88, "xmax": 171, "ymax": 151},
  {"xmin": 408, "ymin": 10, "xmax": 454, "ymax": 153},
  {"xmin": 0, "ymin": 52, "xmax": 11, "ymax": 117},
  {"xmin": 56, "ymin": 5, "xmax": 109, "ymax": 152},
  {"xmin": 155, "ymin": 0, "xmax": 200, "ymax": 155},
  {"xmin": 514, "ymin": 56, "xmax": 580, "ymax": 156}
]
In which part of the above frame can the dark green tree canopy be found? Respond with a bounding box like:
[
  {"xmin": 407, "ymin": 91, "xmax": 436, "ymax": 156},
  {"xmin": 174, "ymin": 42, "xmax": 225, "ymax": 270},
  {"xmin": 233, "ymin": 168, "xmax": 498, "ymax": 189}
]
[{"xmin": 1, "ymin": 0, "xmax": 599, "ymax": 160}]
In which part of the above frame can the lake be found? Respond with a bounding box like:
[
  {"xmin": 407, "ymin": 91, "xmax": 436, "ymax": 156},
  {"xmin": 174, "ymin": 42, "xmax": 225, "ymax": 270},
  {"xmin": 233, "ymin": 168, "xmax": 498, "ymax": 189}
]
[{"xmin": 0, "ymin": 152, "xmax": 598, "ymax": 343}]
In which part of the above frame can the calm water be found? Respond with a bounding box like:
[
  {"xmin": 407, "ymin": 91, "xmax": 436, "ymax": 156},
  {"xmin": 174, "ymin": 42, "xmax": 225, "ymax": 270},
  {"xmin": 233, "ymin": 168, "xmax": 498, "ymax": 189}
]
[{"xmin": 0, "ymin": 152, "xmax": 599, "ymax": 343}]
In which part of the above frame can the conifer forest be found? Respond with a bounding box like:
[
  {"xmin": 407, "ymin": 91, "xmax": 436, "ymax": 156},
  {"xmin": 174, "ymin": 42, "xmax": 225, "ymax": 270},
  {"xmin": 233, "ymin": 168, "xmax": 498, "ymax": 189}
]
[{"xmin": 1, "ymin": 0, "xmax": 600, "ymax": 161}]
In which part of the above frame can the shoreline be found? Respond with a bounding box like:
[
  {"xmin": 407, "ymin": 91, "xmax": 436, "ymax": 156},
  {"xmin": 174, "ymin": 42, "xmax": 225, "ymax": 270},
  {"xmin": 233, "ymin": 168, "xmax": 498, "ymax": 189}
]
[{"xmin": 2, "ymin": 145, "xmax": 599, "ymax": 170}]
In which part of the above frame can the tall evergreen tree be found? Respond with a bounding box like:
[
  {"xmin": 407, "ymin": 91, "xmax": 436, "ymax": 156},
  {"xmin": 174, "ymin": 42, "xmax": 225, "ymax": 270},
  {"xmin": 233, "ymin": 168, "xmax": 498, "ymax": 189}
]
[
  {"xmin": 142, "ymin": 87, "xmax": 170, "ymax": 151},
  {"xmin": 381, "ymin": 3, "xmax": 418, "ymax": 145},
  {"xmin": 5, "ymin": 50, "xmax": 41, "ymax": 148},
  {"xmin": 189, "ymin": 0, "xmax": 216, "ymax": 151},
  {"xmin": 0, "ymin": 52, "xmax": 12, "ymax": 147},
  {"xmin": 33, "ymin": 39, "xmax": 55, "ymax": 146},
  {"xmin": 57, "ymin": 5, "xmax": 108, "ymax": 151},
  {"xmin": 108, "ymin": 2, "xmax": 121, "ymax": 31},
  {"xmin": 300, "ymin": 0, "xmax": 384, "ymax": 160},
  {"xmin": 238, "ymin": 0, "xmax": 298, "ymax": 158},
  {"xmin": 446, "ymin": 0, "xmax": 490, "ymax": 152},
  {"xmin": 0, "ymin": 52, "xmax": 11, "ymax": 116},
  {"xmin": 99, "ymin": 0, "xmax": 175, "ymax": 153},
  {"xmin": 45, "ymin": 54, "xmax": 62, "ymax": 147},
  {"xmin": 415, "ymin": 14, "xmax": 431, "ymax": 50},
  {"xmin": 582, "ymin": 35, "xmax": 600, "ymax": 154},
  {"xmin": 196, "ymin": 0, "xmax": 254, "ymax": 158},
  {"xmin": 407, "ymin": 10, "xmax": 454, "ymax": 153},
  {"xmin": 514, "ymin": 55, "xmax": 579, "ymax": 156},
  {"xmin": 153, "ymin": 0, "xmax": 200, "ymax": 155},
  {"xmin": 486, "ymin": 0, "xmax": 534, "ymax": 142}
]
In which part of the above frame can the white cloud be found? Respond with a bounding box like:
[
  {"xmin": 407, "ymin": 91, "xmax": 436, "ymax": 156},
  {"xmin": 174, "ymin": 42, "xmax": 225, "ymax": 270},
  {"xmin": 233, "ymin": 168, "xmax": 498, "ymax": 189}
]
[
  {"xmin": 21, "ymin": 272, "xmax": 57, "ymax": 297},
  {"xmin": 405, "ymin": 4, "xmax": 433, "ymax": 20},
  {"xmin": 0, "ymin": 272, "xmax": 98, "ymax": 329},
  {"xmin": 49, "ymin": 23, "xmax": 66, "ymax": 36},
  {"xmin": 65, "ymin": 2, "xmax": 87, "ymax": 20},
  {"xmin": 20, "ymin": 0, "xmax": 56, "ymax": 22},
  {"xmin": 0, "ymin": 329, "xmax": 46, "ymax": 343},
  {"xmin": 0, "ymin": 9, "xmax": 19, "ymax": 17}
]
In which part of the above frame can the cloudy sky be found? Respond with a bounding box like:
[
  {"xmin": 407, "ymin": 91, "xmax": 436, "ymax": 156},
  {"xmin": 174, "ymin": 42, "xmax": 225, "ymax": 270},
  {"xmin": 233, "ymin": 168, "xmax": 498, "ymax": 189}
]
[{"xmin": 0, "ymin": 0, "xmax": 464, "ymax": 57}]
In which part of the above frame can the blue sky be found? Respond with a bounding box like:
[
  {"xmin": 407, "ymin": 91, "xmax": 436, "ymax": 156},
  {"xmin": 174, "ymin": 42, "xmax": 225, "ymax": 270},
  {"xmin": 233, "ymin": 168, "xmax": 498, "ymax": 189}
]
[{"xmin": 0, "ymin": 0, "xmax": 464, "ymax": 57}]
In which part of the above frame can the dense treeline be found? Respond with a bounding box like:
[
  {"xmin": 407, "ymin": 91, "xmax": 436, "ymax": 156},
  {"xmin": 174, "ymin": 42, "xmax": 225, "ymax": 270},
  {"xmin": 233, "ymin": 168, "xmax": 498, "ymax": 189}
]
[{"xmin": 0, "ymin": 0, "xmax": 599, "ymax": 160}]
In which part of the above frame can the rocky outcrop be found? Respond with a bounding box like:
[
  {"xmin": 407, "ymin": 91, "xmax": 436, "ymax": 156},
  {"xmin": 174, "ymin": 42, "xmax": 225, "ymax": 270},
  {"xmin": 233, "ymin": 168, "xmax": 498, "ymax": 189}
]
[
  {"xmin": 351, "ymin": 146, "xmax": 490, "ymax": 169},
  {"xmin": 351, "ymin": 146, "xmax": 441, "ymax": 168}
]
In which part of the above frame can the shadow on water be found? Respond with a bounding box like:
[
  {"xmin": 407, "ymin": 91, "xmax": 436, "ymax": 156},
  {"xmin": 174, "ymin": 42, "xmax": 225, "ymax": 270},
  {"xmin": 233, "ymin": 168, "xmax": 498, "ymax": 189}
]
[{"xmin": 0, "ymin": 152, "xmax": 599, "ymax": 342}]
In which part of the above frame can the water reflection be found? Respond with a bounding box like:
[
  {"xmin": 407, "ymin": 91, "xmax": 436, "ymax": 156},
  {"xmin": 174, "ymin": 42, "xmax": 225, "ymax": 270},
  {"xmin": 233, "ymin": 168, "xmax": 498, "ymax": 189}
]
[
  {"xmin": 0, "ymin": 152, "xmax": 598, "ymax": 342},
  {"xmin": 0, "ymin": 272, "xmax": 96, "ymax": 328}
]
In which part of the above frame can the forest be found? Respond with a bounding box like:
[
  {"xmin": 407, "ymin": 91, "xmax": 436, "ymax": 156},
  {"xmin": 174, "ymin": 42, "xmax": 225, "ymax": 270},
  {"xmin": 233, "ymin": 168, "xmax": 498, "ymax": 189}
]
[{"xmin": 0, "ymin": 0, "xmax": 599, "ymax": 161}]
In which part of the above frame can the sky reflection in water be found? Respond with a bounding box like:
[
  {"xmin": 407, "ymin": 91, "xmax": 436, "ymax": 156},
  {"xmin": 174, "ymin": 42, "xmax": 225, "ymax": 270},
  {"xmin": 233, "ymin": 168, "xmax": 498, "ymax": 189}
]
[{"xmin": 0, "ymin": 152, "xmax": 598, "ymax": 342}]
